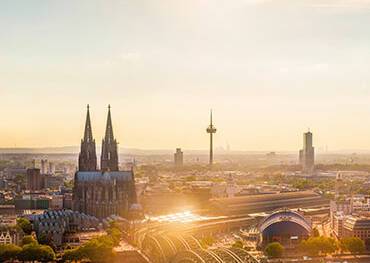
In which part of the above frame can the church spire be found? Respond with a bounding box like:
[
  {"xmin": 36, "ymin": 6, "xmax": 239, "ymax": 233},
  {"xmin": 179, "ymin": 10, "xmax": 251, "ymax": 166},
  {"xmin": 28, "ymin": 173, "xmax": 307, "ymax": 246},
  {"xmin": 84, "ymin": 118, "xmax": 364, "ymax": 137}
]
[
  {"xmin": 78, "ymin": 105, "xmax": 97, "ymax": 171},
  {"xmin": 84, "ymin": 104, "xmax": 93, "ymax": 142},
  {"xmin": 101, "ymin": 105, "xmax": 119, "ymax": 171},
  {"xmin": 104, "ymin": 104, "xmax": 114, "ymax": 143}
]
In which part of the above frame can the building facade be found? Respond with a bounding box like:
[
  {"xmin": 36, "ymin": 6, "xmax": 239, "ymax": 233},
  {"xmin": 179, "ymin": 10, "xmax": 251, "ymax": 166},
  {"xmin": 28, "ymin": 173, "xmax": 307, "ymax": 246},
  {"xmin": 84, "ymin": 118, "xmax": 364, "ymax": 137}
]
[
  {"xmin": 44, "ymin": 175, "xmax": 64, "ymax": 190},
  {"xmin": 343, "ymin": 215, "xmax": 370, "ymax": 249},
  {"xmin": 174, "ymin": 148, "xmax": 183, "ymax": 167},
  {"xmin": 299, "ymin": 131, "xmax": 315, "ymax": 174},
  {"xmin": 73, "ymin": 106, "xmax": 138, "ymax": 219},
  {"xmin": 259, "ymin": 209, "xmax": 312, "ymax": 248},
  {"xmin": 30, "ymin": 210, "xmax": 100, "ymax": 247},
  {"xmin": 26, "ymin": 168, "xmax": 44, "ymax": 191},
  {"xmin": 0, "ymin": 230, "xmax": 22, "ymax": 245}
]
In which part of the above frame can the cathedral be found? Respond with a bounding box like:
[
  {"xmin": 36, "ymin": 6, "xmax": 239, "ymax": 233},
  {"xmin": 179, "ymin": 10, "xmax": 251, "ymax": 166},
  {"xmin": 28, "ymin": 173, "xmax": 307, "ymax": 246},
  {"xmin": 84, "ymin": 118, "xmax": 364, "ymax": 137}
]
[{"xmin": 73, "ymin": 105, "xmax": 138, "ymax": 219}]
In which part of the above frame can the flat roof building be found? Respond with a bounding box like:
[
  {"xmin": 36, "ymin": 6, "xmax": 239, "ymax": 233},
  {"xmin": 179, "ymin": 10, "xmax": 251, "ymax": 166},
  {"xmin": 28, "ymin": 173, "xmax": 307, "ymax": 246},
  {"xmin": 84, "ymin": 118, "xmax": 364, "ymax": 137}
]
[{"xmin": 210, "ymin": 191, "xmax": 328, "ymax": 216}]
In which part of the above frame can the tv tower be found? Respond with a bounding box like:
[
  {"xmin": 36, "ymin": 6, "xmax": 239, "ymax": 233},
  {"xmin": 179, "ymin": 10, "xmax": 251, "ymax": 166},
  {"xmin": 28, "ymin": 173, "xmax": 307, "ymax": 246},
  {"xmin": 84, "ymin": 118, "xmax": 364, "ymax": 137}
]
[{"xmin": 206, "ymin": 110, "xmax": 217, "ymax": 166}]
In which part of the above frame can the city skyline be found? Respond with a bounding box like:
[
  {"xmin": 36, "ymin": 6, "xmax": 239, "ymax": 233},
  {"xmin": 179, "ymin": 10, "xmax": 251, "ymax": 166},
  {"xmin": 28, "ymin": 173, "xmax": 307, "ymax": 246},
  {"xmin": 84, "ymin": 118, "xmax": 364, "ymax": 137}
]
[
  {"xmin": 1, "ymin": 2, "xmax": 370, "ymax": 261},
  {"xmin": 2, "ymin": 1, "xmax": 370, "ymax": 150},
  {"xmin": 0, "ymin": 104, "xmax": 369, "ymax": 153}
]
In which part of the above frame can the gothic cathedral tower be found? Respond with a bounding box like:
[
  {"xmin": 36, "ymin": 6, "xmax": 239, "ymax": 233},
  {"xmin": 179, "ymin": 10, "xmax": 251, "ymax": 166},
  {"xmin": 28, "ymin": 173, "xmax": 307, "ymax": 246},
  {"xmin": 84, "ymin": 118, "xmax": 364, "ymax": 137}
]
[
  {"xmin": 78, "ymin": 105, "xmax": 97, "ymax": 171},
  {"xmin": 101, "ymin": 105, "xmax": 119, "ymax": 171}
]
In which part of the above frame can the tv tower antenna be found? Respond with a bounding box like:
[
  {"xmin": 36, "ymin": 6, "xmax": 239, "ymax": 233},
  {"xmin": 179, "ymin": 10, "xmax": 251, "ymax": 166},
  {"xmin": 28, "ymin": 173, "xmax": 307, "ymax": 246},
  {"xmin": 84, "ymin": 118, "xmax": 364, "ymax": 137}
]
[{"xmin": 206, "ymin": 110, "xmax": 217, "ymax": 166}]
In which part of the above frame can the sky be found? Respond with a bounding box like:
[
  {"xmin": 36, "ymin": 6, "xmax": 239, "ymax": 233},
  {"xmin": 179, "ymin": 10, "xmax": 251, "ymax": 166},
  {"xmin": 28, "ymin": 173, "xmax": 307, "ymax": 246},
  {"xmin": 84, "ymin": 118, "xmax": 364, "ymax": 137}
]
[{"xmin": 1, "ymin": 0, "xmax": 370, "ymax": 151}]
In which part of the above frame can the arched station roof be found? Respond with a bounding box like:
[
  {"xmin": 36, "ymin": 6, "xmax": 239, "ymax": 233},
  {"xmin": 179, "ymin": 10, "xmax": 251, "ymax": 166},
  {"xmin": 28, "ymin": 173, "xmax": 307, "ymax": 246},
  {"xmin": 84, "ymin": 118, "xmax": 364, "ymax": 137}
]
[{"xmin": 259, "ymin": 209, "xmax": 311, "ymax": 234}]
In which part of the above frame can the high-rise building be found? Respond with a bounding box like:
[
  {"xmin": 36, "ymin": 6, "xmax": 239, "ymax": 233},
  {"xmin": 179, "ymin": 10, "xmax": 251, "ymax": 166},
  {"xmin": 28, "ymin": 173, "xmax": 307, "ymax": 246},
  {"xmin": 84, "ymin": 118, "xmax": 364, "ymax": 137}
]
[
  {"xmin": 73, "ymin": 105, "xmax": 138, "ymax": 219},
  {"xmin": 40, "ymin": 159, "xmax": 47, "ymax": 174},
  {"xmin": 299, "ymin": 130, "xmax": 315, "ymax": 174},
  {"xmin": 48, "ymin": 162, "xmax": 55, "ymax": 175},
  {"xmin": 174, "ymin": 148, "xmax": 183, "ymax": 167},
  {"xmin": 26, "ymin": 168, "xmax": 44, "ymax": 191},
  {"xmin": 206, "ymin": 110, "xmax": 217, "ymax": 166}
]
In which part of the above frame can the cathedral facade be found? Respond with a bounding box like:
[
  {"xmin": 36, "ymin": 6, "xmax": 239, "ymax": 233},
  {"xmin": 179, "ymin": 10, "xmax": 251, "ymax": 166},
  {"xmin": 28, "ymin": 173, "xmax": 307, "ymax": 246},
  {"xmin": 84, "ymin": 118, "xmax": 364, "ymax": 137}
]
[{"xmin": 73, "ymin": 105, "xmax": 137, "ymax": 219}]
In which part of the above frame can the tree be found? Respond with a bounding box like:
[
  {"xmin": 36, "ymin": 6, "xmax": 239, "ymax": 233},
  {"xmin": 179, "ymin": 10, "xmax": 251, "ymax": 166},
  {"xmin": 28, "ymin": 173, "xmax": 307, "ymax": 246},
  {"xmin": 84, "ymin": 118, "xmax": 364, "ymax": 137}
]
[
  {"xmin": 320, "ymin": 237, "xmax": 338, "ymax": 255},
  {"xmin": 106, "ymin": 222, "xmax": 122, "ymax": 246},
  {"xmin": 299, "ymin": 237, "xmax": 338, "ymax": 256},
  {"xmin": 62, "ymin": 222, "xmax": 126, "ymax": 262},
  {"xmin": 63, "ymin": 180, "xmax": 74, "ymax": 189},
  {"xmin": 341, "ymin": 237, "xmax": 366, "ymax": 254},
  {"xmin": 0, "ymin": 244, "xmax": 22, "ymax": 262},
  {"xmin": 16, "ymin": 218, "xmax": 32, "ymax": 235},
  {"xmin": 18, "ymin": 243, "xmax": 55, "ymax": 262},
  {"xmin": 38, "ymin": 245, "xmax": 56, "ymax": 262},
  {"xmin": 62, "ymin": 248, "xmax": 84, "ymax": 262},
  {"xmin": 37, "ymin": 232, "xmax": 57, "ymax": 251},
  {"xmin": 22, "ymin": 235, "xmax": 38, "ymax": 246},
  {"xmin": 312, "ymin": 227, "xmax": 320, "ymax": 237},
  {"xmin": 37, "ymin": 233, "xmax": 49, "ymax": 245},
  {"xmin": 232, "ymin": 240, "xmax": 244, "ymax": 249},
  {"xmin": 62, "ymin": 235, "xmax": 115, "ymax": 263},
  {"xmin": 265, "ymin": 242, "xmax": 284, "ymax": 258},
  {"xmin": 80, "ymin": 236, "xmax": 115, "ymax": 263}
]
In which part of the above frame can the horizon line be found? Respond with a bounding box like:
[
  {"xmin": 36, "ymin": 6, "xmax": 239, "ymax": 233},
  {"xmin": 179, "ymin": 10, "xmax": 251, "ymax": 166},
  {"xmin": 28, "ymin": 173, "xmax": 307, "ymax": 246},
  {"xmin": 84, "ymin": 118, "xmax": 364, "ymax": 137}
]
[{"xmin": 0, "ymin": 146, "xmax": 368, "ymax": 154}]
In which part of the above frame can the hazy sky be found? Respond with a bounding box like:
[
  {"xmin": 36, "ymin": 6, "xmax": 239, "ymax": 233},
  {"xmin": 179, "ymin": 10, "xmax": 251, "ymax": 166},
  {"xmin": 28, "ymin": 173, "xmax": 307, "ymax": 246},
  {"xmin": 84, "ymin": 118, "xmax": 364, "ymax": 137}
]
[{"xmin": 1, "ymin": 0, "xmax": 370, "ymax": 151}]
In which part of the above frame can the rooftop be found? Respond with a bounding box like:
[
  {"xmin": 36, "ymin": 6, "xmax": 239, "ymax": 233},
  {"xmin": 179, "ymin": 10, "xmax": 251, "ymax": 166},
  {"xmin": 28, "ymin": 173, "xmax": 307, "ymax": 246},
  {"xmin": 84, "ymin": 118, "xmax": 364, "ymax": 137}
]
[{"xmin": 76, "ymin": 171, "xmax": 133, "ymax": 182}]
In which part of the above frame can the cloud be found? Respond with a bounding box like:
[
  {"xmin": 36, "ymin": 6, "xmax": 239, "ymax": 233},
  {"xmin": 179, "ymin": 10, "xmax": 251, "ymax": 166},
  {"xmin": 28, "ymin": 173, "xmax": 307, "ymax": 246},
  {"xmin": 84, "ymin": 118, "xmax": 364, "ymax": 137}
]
[
  {"xmin": 87, "ymin": 51, "xmax": 142, "ymax": 69},
  {"xmin": 305, "ymin": 0, "xmax": 370, "ymax": 11},
  {"xmin": 278, "ymin": 63, "xmax": 329, "ymax": 75},
  {"xmin": 120, "ymin": 52, "xmax": 141, "ymax": 61}
]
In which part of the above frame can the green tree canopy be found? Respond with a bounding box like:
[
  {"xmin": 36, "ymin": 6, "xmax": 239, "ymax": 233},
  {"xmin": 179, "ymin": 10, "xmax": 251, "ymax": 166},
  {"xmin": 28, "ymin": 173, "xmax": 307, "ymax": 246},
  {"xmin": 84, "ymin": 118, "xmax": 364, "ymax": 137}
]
[
  {"xmin": 312, "ymin": 227, "xmax": 320, "ymax": 237},
  {"xmin": 63, "ymin": 247, "xmax": 84, "ymax": 262},
  {"xmin": 106, "ymin": 222, "xmax": 122, "ymax": 247},
  {"xmin": 341, "ymin": 237, "xmax": 366, "ymax": 254},
  {"xmin": 80, "ymin": 236, "xmax": 115, "ymax": 263},
  {"xmin": 0, "ymin": 244, "xmax": 22, "ymax": 262},
  {"xmin": 232, "ymin": 240, "xmax": 244, "ymax": 249},
  {"xmin": 38, "ymin": 245, "xmax": 56, "ymax": 262},
  {"xmin": 16, "ymin": 217, "xmax": 33, "ymax": 235},
  {"xmin": 22, "ymin": 235, "xmax": 38, "ymax": 246},
  {"xmin": 299, "ymin": 236, "xmax": 338, "ymax": 256},
  {"xmin": 18, "ymin": 243, "xmax": 55, "ymax": 262},
  {"xmin": 265, "ymin": 242, "xmax": 284, "ymax": 258},
  {"xmin": 63, "ymin": 221, "xmax": 124, "ymax": 262},
  {"xmin": 63, "ymin": 235, "xmax": 115, "ymax": 263},
  {"xmin": 37, "ymin": 233, "xmax": 50, "ymax": 245}
]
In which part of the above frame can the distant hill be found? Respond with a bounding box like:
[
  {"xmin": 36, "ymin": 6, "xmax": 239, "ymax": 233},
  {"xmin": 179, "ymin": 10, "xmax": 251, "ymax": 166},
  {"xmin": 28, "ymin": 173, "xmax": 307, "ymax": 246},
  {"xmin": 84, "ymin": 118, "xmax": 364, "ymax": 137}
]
[
  {"xmin": 0, "ymin": 146, "xmax": 79, "ymax": 154},
  {"xmin": 1, "ymin": 147, "xmax": 368, "ymax": 155},
  {"xmin": 0, "ymin": 146, "xmax": 176, "ymax": 155},
  {"xmin": 0, "ymin": 146, "xmax": 288, "ymax": 155}
]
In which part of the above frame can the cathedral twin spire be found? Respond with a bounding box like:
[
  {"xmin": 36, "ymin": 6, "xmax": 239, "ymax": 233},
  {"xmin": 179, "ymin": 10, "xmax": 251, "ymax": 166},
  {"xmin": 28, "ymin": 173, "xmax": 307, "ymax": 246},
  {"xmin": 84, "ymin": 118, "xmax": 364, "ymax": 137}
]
[
  {"xmin": 78, "ymin": 105, "xmax": 119, "ymax": 172},
  {"xmin": 101, "ymin": 105, "xmax": 119, "ymax": 171},
  {"xmin": 78, "ymin": 105, "xmax": 97, "ymax": 171}
]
